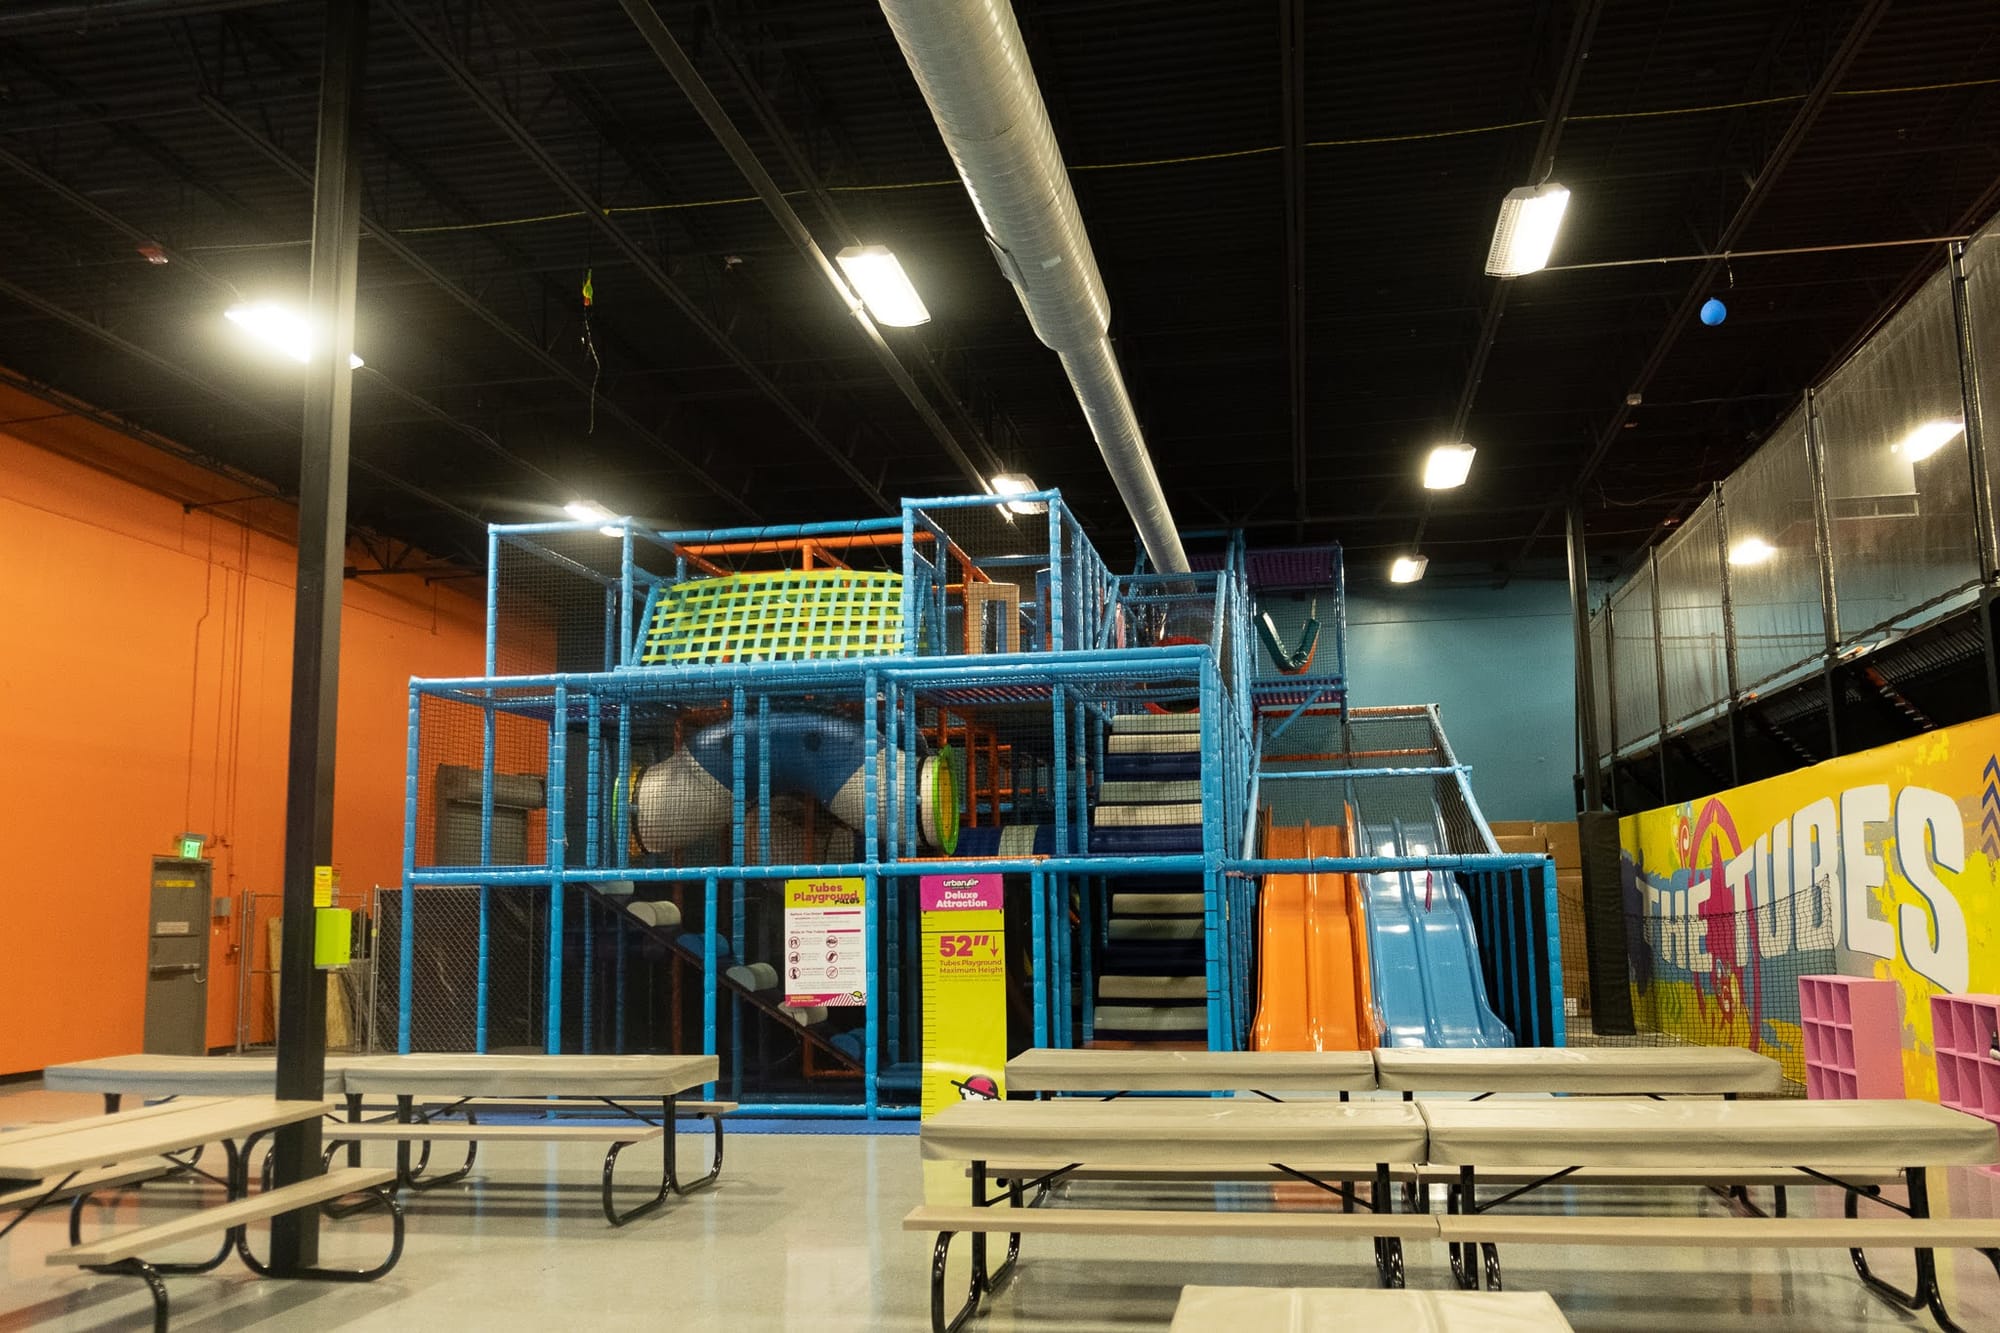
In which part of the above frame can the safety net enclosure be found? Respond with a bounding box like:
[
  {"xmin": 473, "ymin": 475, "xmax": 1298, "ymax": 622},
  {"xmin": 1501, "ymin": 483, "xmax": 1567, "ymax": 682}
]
[{"xmin": 388, "ymin": 491, "xmax": 1560, "ymax": 1114}]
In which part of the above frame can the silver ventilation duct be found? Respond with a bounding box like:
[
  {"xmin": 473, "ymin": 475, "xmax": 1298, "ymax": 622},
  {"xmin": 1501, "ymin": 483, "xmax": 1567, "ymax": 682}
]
[{"xmin": 877, "ymin": 0, "xmax": 1190, "ymax": 574}]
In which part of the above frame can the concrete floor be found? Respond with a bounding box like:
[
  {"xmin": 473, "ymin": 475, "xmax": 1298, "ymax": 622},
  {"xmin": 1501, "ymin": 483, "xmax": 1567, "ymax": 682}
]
[{"xmin": 4, "ymin": 1083, "xmax": 1999, "ymax": 1332}]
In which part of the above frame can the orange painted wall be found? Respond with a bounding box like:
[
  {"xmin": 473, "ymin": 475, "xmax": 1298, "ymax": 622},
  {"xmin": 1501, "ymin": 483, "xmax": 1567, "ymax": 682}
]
[{"xmin": 0, "ymin": 381, "xmax": 487, "ymax": 1075}]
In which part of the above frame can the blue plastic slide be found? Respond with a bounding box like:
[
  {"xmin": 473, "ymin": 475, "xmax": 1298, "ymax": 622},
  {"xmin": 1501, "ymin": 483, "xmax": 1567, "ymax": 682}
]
[{"xmin": 1361, "ymin": 818, "xmax": 1512, "ymax": 1048}]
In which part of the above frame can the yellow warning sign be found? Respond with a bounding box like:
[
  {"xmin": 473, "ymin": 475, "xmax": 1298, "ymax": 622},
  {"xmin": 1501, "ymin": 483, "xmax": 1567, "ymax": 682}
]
[{"xmin": 919, "ymin": 874, "xmax": 1006, "ymax": 1117}]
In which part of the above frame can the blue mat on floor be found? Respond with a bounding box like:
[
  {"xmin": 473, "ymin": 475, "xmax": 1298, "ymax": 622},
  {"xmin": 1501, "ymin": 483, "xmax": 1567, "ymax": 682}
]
[
  {"xmin": 463, "ymin": 1113, "xmax": 918, "ymax": 1135},
  {"xmin": 720, "ymin": 1118, "xmax": 919, "ymax": 1135}
]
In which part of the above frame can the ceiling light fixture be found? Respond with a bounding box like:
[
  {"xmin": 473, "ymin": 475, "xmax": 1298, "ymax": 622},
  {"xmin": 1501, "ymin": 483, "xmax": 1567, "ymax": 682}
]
[
  {"xmin": 1484, "ymin": 183, "xmax": 1571, "ymax": 277},
  {"xmin": 1388, "ymin": 554, "xmax": 1429, "ymax": 585},
  {"xmin": 1423, "ymin": 443, "xmax": 1476, "ymax": 490},
  {"xmin": 990, "ymin": 473, "xmax": 1047, "ymax": 515},
  {"xmin": 1728, "ymin": 536, "xmax": 1776, "ymax": 567},
  {"xmin": 1892, "ymin": 417, "xmax": 1965, "ymax": 462},
  {"xmin": 564, "ymin": 499, "xmax": 624, "ymax": 538},
  {"xmin": 224, "ymin": 302, "xmax": 363, "ymax": 369},
  {"xmin": 834, "ymin": 244, "xmax": 931, "ymax": 327}
]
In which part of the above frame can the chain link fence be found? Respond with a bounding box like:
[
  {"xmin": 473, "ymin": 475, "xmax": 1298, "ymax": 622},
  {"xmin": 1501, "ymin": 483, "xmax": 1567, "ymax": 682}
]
[{"xmin": 371, "ymin": 885, "xmax": 542, "ymax": 1052}]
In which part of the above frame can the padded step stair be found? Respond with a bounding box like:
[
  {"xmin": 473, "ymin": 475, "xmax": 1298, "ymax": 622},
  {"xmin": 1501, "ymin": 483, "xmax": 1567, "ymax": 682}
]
[
  {"xmin": 1092, "ymin": 1004, "xmax": 1209, "ymax": 1034},
  {"xmin": 1098, "ymin": 780, "xmax": 1201, "ymax": 804},
  {"xmin": 1099, "ymin": 974, "xmax": 1205, "ymax": 1001},
  {"xmin": 1109, "ymin": 892, "xmax": 1204, "ymax": 915},
  {"xmin": 1108, "ymin": 917, "xmax": 1202, "ymax": 942},
  {"xmin": 1093, "ymin": 803, "xmax": 1204, "ymax": 828},
  {"xmin": 1102, "ymin": 752, "xmax": 1202, "ymax": 782},
  {"xmin": 1108, "ymin": 731, "xmax": 1201, "ymax": 754},
  {"xmin": 1089, "ymin": 825, "xmax": 1204, "ymax": 854},
  {"xmin": 1087, "ymin": 711, "xmax": 1211, "ymax": 1046},
  {"xmin": 1110, "ymin": 712, "xmax": 1202, "ymax": 734}
]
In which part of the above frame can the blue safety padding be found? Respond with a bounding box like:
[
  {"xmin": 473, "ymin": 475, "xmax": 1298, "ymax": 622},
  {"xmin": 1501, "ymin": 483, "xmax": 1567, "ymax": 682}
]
[
  {"xmin": 952, "ymin": 824, "xmax": 1055, "ymax": 856},
  {"xmin": 1102, "ymin": 753, "xmax": 1202, "ymax": 782},
  {"xmin": 1088, "ymin": 825, "xmax": 1204, "ymax": 854}
]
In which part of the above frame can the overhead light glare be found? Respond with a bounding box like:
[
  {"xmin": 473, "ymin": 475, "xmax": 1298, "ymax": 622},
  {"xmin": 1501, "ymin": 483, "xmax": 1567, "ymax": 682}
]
[
  {"xmin": 1484, "ymin": 183, "xmax": 1570, "ymax": 277},
  {"xmin": 565, "ymin": 499, "xmax": 624, "ymax": 537},
  {"xmin": 1892, "ymin": 417, "xmax": 1964, "ymax": 462},
  {"xmin": 990, "ymin": 473, "xmax": 1047, "ymax": 515},
  {"xmin": 1423, "ymin": 443, "xmax": 1476, "ymax": 490},
  {"xmin": 1388, "ymin": 554, "xmax": 1429, "ymax": 584},
  {"xmin": 835, "ymin": 244, "xmax": 930, "ymax": 327},
  {"xmin": 223, "ymin": 302, "xmax": 363, "ymax": 368},
  {"xmin": 1728, "ymin": 536, "xmax": 1776, "ymax": 567}
]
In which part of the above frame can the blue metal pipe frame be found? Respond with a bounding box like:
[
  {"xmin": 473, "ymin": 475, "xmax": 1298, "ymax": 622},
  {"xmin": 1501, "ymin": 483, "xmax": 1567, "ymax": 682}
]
[
  {"xmin": 399, "ymin": 683, "xmax": 420, "ymax": 1054},
  {"xmin": 403, "ymin": 492, "xmax": 1559, "ymax": 1113},
  {"xmin": 546, "ymin": 682, "xmax": 568, "ymax": 1053}
]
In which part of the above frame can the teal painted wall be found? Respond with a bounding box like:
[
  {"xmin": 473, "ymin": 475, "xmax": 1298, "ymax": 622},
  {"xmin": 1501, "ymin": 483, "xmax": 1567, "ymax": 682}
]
[{"xmin": 1339, "ymin": 580, "xmax": 1580, "ymax": 822}]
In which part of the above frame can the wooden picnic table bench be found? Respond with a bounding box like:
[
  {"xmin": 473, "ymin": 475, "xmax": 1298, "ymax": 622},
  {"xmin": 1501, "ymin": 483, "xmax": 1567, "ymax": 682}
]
[
  {"xmin": 0, "ymin": 1096, "xmax": 400, "ymax": 1331},
  {"xmin": 913, "ymin": 1097, "xmax": 1430, "ymax": 1333},
  {"xmin": 1418, "ymin": 1098, "xmax": 2000, "ymax": 1331}
]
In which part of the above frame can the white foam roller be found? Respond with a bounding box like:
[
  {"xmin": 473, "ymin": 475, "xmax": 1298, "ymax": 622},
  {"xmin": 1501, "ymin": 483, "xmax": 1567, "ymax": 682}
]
[
  {"xmin": 626, "ymin": 899, "xmax": 681, "ymax": 929},
  {"xmin": 726, "ymin": 962, "xmax": 780, "ymax": 992},
  {"xmin": 786, "ymin": 1005, "xmax": 828, "ymax": 1027}
]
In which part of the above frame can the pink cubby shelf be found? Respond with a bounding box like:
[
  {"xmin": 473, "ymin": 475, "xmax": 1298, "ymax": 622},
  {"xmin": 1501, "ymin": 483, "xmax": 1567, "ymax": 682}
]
[
  {"xmin": 1931, "ymin": 993, "xmax": 2000, "ymax": 1131},
  {"xmin": 1799, "ymin": 975, "xmax": 1905, "ymax": 1100}
]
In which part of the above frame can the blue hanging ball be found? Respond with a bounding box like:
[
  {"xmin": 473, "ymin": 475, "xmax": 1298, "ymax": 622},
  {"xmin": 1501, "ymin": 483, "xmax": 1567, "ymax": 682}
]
[{"xmin": 1699, "ymin": 297, "xmax": 1728, "ymax": 326}]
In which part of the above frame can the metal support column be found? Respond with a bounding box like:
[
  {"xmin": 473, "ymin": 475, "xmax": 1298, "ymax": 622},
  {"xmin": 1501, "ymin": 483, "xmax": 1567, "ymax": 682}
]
[
  {"xmin": 1949, "ymin": 241, "xmax": 2000, "ymax": 713},
  {"xmin": 1712, "ymin": 483, "xmax": 1743, "ymax": 785},
  {"xmin": 1647, "ymin": 551, "xmax": 1669, "ymax": 800},
  {"xmin": 1565, "ymin": 504, "xmax": 1603, "ymax": 812},
  {"xmin": 1804, "ymin": 388, "xmax": 1843, "ymax": 756},
  {"xmin": 269, "ymin": 0, "xmax": 366, "ymax": 1272}
]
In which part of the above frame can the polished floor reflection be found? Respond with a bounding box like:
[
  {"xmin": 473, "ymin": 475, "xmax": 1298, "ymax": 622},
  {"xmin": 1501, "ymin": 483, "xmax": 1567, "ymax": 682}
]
[{"xmin": 3, "ymin": 1084, "xmax": 1997, "ymax": 1332}]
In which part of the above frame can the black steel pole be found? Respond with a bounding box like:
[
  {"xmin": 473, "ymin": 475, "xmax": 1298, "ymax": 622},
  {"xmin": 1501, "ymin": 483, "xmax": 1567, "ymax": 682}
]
[
  {"xmin": 269, "ymin": 0, "xmax": 366, "ymax": 1273},
  {"xmin": 1713, "ymin": 481, "xmax": 1742, "ymax": 786},
  {"xmin": 1566, "ymin": 503, "xmax": 1604, "ymax": 812},
  {"xmin": 1804, "ymin": 388, "xmax": 1843, "ymax": 758},
  {"xmin": 1947, "ymin": 242, "xmax": 2000, "ymax": 714}
]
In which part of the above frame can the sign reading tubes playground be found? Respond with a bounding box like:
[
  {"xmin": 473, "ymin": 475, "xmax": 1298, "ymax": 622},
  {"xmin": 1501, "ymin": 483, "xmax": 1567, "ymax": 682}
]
[{"xmin": 1620, "ymin": 714, "xmax": 2000, "ymax": 1095}]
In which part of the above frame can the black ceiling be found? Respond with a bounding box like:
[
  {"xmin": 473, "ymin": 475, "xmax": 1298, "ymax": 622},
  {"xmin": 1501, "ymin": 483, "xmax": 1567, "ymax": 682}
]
[{"xmin": 1, "ymin": 0, "xmax": 1997, "ymax": 577}]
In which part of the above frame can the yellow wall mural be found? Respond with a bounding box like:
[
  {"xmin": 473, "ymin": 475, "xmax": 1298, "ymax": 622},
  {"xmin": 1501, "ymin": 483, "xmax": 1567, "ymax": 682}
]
[{"xmin": 1620, "ymin": 713, "xmax": 2000, "ymax": 1096}]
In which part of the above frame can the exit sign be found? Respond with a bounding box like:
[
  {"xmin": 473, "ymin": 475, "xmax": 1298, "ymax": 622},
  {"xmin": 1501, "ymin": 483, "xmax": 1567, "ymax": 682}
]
[{"xmin": 177, "ymin": 833, "xmax": 206, "ymax": 860}]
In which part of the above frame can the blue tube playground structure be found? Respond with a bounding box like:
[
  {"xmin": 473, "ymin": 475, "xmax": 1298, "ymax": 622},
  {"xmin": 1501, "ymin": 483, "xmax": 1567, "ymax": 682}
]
[{"xmin": 386, "ymin": 491, "xmax": 1564, "ymax": 1115}]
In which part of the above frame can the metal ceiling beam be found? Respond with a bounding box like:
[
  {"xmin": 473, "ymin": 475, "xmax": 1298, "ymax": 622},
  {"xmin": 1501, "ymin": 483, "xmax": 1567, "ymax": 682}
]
[
  {"xmin": 0, "ymin": 143, "xmax": 234, "ymax": 293},
  {"xmin": 0, "ymin": 362, "xmax": 288, "ymax": 501},
  {"xmin": 0, "ymin": 37, "xmax": 272, "ymax": 231},
  {"xmin": 381, "ymin": 0, "xmax": 893, "ymax": 512},
  {"xmin": 1272, "ymin": 0, "xmax": 1311, "ymax": 526},
  {"xmin": 197, "ymin": 93, "xmax": 761, "ymax": 522},
  {"xmin": 615, "ymin": 0, "xmax": 988, "ymax": 496},
  {"xmin": 1450, "ymin": 0, "xmax": 1598, "ymax": 441},
  {"xmin": 203, "ymin": 10, "xmax": 724, "ymax": 503},
  {"xmin": 697, "ymin": 14, "xmax": 1018, "ymax": 482},
  {"xmin": 0, "ymin": 139, "xmax": 574, "ymax": 502},
  {"xmin": 0, "ymin": 269, "xmax": 487, "ymax": 547},
  {"xmin": 1409, "ymin": 0, "xmax": 1600, "ymax": 553},
  {"xmin": 0, "ymin": 0, "xmax": 277, "ymax": 37},
  {"xmin": 1509, "ymin": 0, "xmax": 1893, "ymax": 566},
  {"xmin": 1279, "ymin": 0, "xmax": 1306, "ymax": 521}
]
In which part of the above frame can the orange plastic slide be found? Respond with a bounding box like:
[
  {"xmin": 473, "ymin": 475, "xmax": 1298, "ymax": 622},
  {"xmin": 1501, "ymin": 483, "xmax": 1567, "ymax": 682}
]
[{"xmin": 1251, "ymin": 818, "xmax": 1374, "ymax": 1051}]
